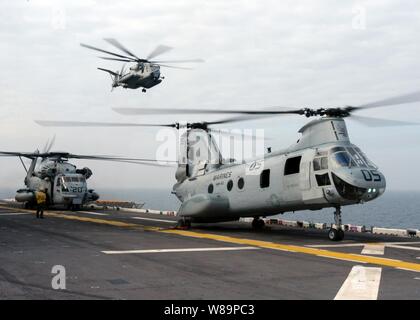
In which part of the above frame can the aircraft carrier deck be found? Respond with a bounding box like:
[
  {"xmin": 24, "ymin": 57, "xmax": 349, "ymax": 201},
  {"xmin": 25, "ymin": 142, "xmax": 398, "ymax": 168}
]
[{"xmin": 0, "ymin": 201, "xmax": 419, "ymax": 300}]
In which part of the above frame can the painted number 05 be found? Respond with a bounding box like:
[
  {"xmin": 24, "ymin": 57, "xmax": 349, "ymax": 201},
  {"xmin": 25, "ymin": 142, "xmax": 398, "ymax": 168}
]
[{"xmin": 361, "ymin": 170, "xmax": 381, "ymax": 182}]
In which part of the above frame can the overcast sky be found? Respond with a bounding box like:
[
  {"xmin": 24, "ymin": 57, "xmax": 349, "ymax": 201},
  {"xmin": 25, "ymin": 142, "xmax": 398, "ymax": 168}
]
[{"xmin": 0, "ymin": 0, "xmax": 419, "ymax": 193}]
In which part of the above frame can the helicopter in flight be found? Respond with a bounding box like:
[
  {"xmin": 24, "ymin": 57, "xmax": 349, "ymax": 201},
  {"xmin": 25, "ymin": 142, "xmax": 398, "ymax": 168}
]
[
  {"xmin": 36, "ymin": 90, "xmax": 420, "ymax": 240},
  {"xmin": 81, "ymin": 38, "xmax": 204, "ymax": 92},
  {"xmin": 0, "ymin": 140, "xmax": 173, "ymax": 210}
]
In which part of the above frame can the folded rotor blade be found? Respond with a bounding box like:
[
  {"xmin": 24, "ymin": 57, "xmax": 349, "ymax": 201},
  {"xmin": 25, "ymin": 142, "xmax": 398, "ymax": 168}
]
[
  {"xmin": 103, "ymin": 38, "xmax": 140, "ymax": 60},
  {"xmin": 147, "ymin": 45, "xmax": 173, "ymax": 60}
]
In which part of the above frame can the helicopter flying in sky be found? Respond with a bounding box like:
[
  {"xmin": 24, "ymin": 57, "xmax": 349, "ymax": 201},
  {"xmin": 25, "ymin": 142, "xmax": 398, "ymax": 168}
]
[
  {"xmin": 81, "ymin": 38, "xmax": 204, "ymax": 92},
  {"xmin": 0, "ymin": 140, "xmax": 174, "ymax": 210},
  {"xmin": 35, "ymin": 90, "xmax": 420, "ymax": 240}
]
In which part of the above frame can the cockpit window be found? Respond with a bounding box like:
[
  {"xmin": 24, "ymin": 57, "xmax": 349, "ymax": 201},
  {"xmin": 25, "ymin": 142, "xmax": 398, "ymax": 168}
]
[
  {"xmin": 347, "ymin": 147, "xmax": 366, "ymax": 167},
  {"xmin": 332, "ymin": 151, "xmax": 356, "ymax": 168},
  {"xmin": 354, "ymin": 147, "xmax": 378, "ymax": 169}
]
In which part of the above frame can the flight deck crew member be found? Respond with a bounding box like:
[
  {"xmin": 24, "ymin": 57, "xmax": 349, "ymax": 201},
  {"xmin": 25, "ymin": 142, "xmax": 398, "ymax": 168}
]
[{"xmin": 35, "ymin": 190, "xmax": 47, "ymax": 219}]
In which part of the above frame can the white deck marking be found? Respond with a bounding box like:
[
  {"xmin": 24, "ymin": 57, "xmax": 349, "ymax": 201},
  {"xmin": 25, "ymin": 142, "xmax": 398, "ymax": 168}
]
[
  {"xmin": 78, "ymin": 211, "xmax": 109, "ymax": 216},
  {"xmin": 308, "ymin": 241, "xmax": 420, "ymax": 248},
  {"xmin": 361, "ymin": 244, "xmax": 385, "ymax": 255},
  {"xmin": 102, "ymin": 246, "xmax": 259, "ymax": 255},
  {"xmin": 308, "ymin": 243, "xmax": 365, "ymax": 248},
  {"xmin": 131, "ymin": 216, "xmax": 176, "ymax": 223},
  {"xmin": 334, "ymin": 266, "xmax": 382, "ymax": 300},
  {"xmin": 0, "ymin": 212, "xmax": 31, "ymax": 216},
  {"xmin": 386, "ymin": 244, "xmax": 420, "ymax": 252}
]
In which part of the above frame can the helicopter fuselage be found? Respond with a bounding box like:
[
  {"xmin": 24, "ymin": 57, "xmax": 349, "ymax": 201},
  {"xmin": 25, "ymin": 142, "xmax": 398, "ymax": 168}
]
[
  {"xmin": 173, "ymin": 118, "xmax": 386, "ymax": 223},
  {"xmin": 117, "ymin": 63, "xmax": 162, "ymax": 89},
  {"xmin": 15, "ymin": 159, "xmax": 99, "ymax": 209}
]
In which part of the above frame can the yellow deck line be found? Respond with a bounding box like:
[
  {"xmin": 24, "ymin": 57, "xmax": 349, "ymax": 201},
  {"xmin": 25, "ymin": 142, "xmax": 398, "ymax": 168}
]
[{"xmin": 2, "ymin": 204, "xmax": 420, "ymax": 272}]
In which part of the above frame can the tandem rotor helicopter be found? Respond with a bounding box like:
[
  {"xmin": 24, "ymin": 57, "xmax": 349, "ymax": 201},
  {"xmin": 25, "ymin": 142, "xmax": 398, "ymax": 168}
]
[
  {"xmin": 36, "ymin": 90, "xmax": 420, "ymax": 240},
  {"xmin": 0, "ymin": 139, "xmax": 173, "ymax": 210},
  {"xmin": 81, "ymin": 38, "xmax": 204, "ymax": 92}
]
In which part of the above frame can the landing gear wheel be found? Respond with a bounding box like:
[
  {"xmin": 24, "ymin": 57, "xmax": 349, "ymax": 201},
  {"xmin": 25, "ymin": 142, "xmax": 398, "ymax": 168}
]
[
  {"xmin": 328, "ymin": 228, "xmax": 345, "ymax": 241},
  {"xmin": 177, "ymin": 219, "xmax": 191, "ymax": 229},
  {"xmin": 142, "ymin": 88, "xmax": 146, "ymax": 93},
  {"xmin": 252, "ymin": 218, "xmax": 265, "ymax": 230}
]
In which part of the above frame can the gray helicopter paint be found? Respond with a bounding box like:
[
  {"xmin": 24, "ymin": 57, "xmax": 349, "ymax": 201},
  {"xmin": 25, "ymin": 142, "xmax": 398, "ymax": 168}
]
[
  {"xmin": 110, "ymin": 63, "xmax": 162, "ymax": 90},
  {"xmin": 15, "ymin": 156, "xmax": 98, "ymax": 208},
  {"xmin": 173, "ymin": 118, "xmax": 386, "ymax": 222}
]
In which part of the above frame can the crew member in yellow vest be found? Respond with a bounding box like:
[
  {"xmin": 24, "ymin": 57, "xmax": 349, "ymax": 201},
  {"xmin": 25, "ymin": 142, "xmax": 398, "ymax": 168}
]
[{"xmin": 35, "ymin": 189, "xmax": 47, "ymax": 219}]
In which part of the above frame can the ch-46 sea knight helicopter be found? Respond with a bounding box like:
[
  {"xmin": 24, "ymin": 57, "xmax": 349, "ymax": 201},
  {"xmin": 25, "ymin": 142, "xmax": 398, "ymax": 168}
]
[
  {"xmin": 36, "ymin": 90, "xmax": 420, "ymax": 240},
  {"xmin": 0, "ymin": 140, "xmax": 173, "ymax": 210},
  {"xmin": 81, "ymin": 38, "xmax": 204, "ymax": 92}
]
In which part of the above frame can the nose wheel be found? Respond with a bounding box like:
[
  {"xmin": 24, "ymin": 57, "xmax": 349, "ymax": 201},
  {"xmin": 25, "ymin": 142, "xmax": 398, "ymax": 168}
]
[
  {"xmin": 328, "ymin": 207, "xmax": 345, "ymax": 241},
  {"xmin": 252, "ymin": 217, "xmax": 265, "ymax": 230},
  {"xmin": 142, "ymin": 88, "xmax": 146, "ymax": 93}
]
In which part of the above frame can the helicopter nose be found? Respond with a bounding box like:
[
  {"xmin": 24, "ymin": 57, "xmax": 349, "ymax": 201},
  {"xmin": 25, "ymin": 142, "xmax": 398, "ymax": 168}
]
[{"xmin": 331, "ymin": 168, "xmax": 386, "ymax": 202}]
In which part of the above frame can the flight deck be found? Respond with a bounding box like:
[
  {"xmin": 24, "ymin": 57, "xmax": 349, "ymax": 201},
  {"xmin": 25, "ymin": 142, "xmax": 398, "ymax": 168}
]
[{"xmin": 0, "ymin": 201, "xmax": 419, "ymax": 300}]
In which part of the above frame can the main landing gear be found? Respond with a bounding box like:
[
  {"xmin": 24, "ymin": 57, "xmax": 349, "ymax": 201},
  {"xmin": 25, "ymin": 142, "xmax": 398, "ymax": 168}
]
[
  {"xmin": 177, "ymin": 218, "xmax": 191, "ymax": 229},
  {"xmin": 328, "ymin": 207, "xmax": 344, "ymax": 241},
  {"xmin": 252, "ymin": 217, "xmax": 265, "ymax": 230}
]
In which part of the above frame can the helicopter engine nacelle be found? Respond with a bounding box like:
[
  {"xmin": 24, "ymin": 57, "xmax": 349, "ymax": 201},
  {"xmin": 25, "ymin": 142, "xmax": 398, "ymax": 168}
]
[
  {"xmin": 76, "ymin": 167, "xmax": 92, "ymax": 179},
  {"xmin": 15, "ymin": 189, "xmax": 35, "ymax": 203}
]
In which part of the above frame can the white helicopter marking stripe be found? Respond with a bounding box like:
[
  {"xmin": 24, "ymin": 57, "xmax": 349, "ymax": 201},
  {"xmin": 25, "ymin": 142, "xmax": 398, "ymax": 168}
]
[
  {"xmin": 361, "ymin": 244, "xmax": 385, "ymax": 255},
  {"xmin": 102, "ymin": 246, "xmax": 259, "ymax": 255},
  {"xmin": 131, "ymin": 217, "xmax": 176, "ymax": 223},
  {"xmin": 78, "ymin": 211, "xmax": 109, "ymax": 216},
  {"xmin": 0, "ymin": 212, "xmax": 31, "ymax": 216},
  {"xmin": 334, "ymin": 266, "xmax": 382, "ymax": 300}
]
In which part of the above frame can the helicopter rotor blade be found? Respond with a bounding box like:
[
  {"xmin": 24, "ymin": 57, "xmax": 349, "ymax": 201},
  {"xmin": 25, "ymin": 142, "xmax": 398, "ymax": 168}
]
[
  {"xmin": 349, "ymin": 115, "xmax": 420, "ymax": 127},
  {"xmin": 97, "ymin": 67, "xmax": 119, "ymax": 76},
  {"xmin": 156, "ymin": 64, "xmax": 193, "ymax": 70},
  {"xmin": 45, "ymin": 135, "xmax": 56, "ymax": 153},
  {"xmin": 146, "ymin": 45, "xmax": 173, "ymax": 60},
  {"xmin": 99, "ymin": 56, "xmax": 134, "ymax": 62},
  {"xmin": 80, "ymin": 43, "xmax": 136, "ymax": 61},
  {"xmin": 35, "ymin": 120, "xmax": 177, "ymax": 128},
  {"xmin": 113, "ymin": 107, "xmax": 304, "ymax": 116},
  {"xmin": 103, "ymin": 38, "xmax": 141, "ymax": 60},
  {"xmin": 151, "ymin": 59, "xmax": 205, "ymax": 64},
  {"xmin": 348, "ymin": 90, "xmax": 420, "ymax": 111}
]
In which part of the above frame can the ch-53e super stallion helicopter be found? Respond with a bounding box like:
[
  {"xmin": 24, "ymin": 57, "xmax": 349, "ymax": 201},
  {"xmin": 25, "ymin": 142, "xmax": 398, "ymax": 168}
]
[
  {"xmin": 0, "ymin": 140, "xmax": 173, "ymax": 210},
  {"xmin": 81, "ymin": 38, "xmax": 204, "ymax": 92},
  {"xmin": 36, "ymin": 90, "xmax": 420, "ymax": 240}
]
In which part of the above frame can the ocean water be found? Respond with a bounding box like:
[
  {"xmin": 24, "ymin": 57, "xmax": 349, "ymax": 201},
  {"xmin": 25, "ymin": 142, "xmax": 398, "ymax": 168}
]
[{"xmin": 1, "ymin": 188, "xmax": 419, "ymax": 229}]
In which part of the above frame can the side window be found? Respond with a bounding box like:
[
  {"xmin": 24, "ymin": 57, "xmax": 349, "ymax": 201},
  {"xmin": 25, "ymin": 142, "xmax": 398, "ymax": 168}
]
[
  {"xmin": 208, "ymin": 184, "xmax": 214, "ymax": 194},
  {"xmin": 260, "ymin": 169, "xmax": 270, "ymax": 188},
  {"xmin": 237, "ymin": 177, "xmax": 245, "ymax": 190},
  {"xmin": 284, "ymin": 156, "xmax": 302, "ymax": 175},
  {"xmin": 56, "ymin": 178, "xmax": 61, "ymax": 187},
  {"xmin": 315, "ymin": 173, "xmax": 331, "ymax": 186},
  {"xmin": 314, "ymin": 157, "xmax": 328, "ymax": 171},
  {"xmin": 227, "ymin": 180, "xmax": 233, "ymax": 191}
]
